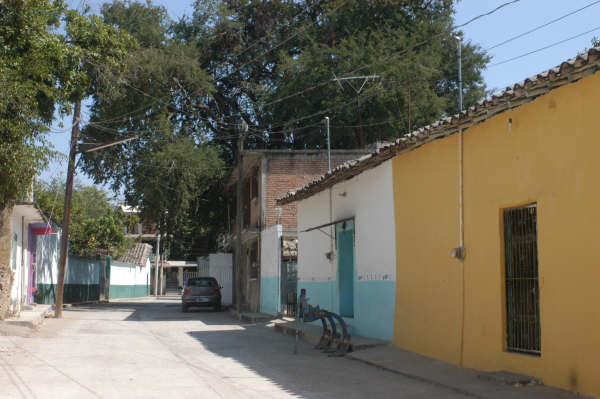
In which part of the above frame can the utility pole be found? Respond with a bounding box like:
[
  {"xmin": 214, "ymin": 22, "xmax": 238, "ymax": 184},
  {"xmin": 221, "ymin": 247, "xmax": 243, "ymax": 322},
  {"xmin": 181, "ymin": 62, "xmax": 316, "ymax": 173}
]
[
  {"xmin": 154, "ymin": 231, "xmax": 160, "ymax": 296},
  {"xmin": 54, "ymin": 105, "xmax": 138, "ymax": 318},
  {"xmin": 55, "ymin": 100, "xmax": 81, "ymax": 319},
  {"xmin": 457, "ymin": 36, "xmax": 463, "ymax": 113},
  {"xmin": 407, "ymin": 84, "xmax": 412, "ymax": 135},
  {"xmin": 235, "ymin": 119, "xmax": 248, "ymax": 314},
  {"xmin": 324, "ymin": 117, "xmax": 331, "ymax": 173}
]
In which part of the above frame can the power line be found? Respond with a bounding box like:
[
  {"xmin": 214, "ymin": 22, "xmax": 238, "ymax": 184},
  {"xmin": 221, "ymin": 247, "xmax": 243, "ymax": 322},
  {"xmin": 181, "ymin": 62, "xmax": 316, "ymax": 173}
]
[
  {"xmin": 457, "ymin": 0, "xmax": 520, "ymax": 28},
  {"xmin": 486, "ymin": 0, "xmax": 600, "ymax": 51},
  {"xmin": 489, "ymin": 25, "xmax": 600, "ymax": 67},
  {"xmin": 254, "ymin": 75, "xmax": 448, "ymax": 135}
]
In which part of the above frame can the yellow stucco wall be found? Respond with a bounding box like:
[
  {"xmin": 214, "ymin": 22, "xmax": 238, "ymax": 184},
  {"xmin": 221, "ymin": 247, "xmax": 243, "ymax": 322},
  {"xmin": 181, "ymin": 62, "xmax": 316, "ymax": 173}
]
[
  {"xmin": 392, "ymin": 71, "xmax": 600, "ymax": 397},
  {"xmin": 392, "ymin": 134, "xmax": 463, "ymax": 365}
]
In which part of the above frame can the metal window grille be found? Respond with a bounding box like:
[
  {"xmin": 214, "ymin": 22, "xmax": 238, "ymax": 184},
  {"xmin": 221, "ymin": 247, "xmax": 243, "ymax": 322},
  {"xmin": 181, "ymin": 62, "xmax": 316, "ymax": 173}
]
[{"xmin": 504, "ymin": 204, "xmax": 541, "ymax": 355}]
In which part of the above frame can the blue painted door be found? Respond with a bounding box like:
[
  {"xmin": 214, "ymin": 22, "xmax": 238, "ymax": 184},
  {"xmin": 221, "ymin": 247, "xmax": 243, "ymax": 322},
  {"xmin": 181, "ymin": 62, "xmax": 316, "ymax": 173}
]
[{"xmin": 337, "ymin": 220, "xmax": 355, "ymax": 317}]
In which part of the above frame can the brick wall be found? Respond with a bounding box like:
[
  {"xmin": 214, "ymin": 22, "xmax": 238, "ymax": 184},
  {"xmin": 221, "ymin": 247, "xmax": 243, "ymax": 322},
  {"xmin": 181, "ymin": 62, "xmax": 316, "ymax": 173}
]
[{"xmin": 265, "ymin": 154, "xmax": 362, "ymax": 230}]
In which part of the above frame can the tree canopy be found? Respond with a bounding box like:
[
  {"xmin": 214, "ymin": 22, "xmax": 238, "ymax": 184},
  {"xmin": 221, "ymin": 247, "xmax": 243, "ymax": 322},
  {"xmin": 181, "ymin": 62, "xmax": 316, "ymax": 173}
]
[
  {"xmin": 36, "ymin": 178, "xmax": 135, "ymax": 258},
  {"xmin": 76, "ymin": 0, "xmax": 490, "ymax": 259},
  {"xmin": 0, "ymin": 0, "xmax": 66, "ymax": 209}
]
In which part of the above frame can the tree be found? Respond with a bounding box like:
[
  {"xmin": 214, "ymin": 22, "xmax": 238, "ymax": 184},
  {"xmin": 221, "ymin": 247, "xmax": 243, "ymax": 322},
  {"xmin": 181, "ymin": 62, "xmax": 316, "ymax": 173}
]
[
  {"xmin": 35, "ymin": 178, "xmax": 134, "ymax": 258},
  {"xmin": 81, "ymin": 0, "xmax": 490, "ymax": 258},
  {"xmin": 172, "ymin": 0, "xmax": 489, "ymax": 149},
  {"xmin": 0, "ymin": 0, "xmax": 70, "ymax": 319},
  {"xmin": 80, "ymin": 1, "xmax": 224, "ymax": 259},
  {"xmin": 0, "ymin": 0, "xmax": 67, "ymax": 209}
]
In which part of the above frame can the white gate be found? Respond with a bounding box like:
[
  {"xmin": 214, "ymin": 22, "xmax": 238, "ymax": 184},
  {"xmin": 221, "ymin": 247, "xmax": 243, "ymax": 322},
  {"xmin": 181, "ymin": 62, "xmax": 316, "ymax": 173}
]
[
  {"xmin": 197, "ymin": 256, "xmax": 209, "ymax": 276},
  {"xmin": 182, "ymin": 271, "xmax": 201, "ymax": 284},
  {"xmin": 209, "ymin": 253, "xmax": 233, "ymax": 305}
]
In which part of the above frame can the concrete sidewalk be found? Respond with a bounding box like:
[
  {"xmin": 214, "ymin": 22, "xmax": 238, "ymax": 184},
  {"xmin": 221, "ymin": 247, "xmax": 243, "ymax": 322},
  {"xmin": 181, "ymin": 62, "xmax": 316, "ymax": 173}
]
[
  {"xmin": 347, "ymin": 346, "xmax": 588, "ymax": 399},
  {"xmin": 269, "ymin": 317, "xmax": 387, "ymax": 351},
  {"xmin": 0, "ymin": 304, "xmax": 52, "ymax": 336},
  {"xmin": 267, "ymin": 317, "xmax": 586, "ymax": 398}
]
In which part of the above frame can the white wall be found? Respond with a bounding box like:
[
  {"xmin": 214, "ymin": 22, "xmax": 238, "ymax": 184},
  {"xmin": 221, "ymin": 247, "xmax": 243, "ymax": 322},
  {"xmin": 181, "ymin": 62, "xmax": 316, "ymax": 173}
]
[
  {"xmin": 110, "ymin": 263, "xmax": 138, "ymax": 285},
  {"xmin": 9, "ymin": 215, "xmax": 24, "ymax": 314},
  {"xmin": 35, "ymin": 234, "xmax": 59, "ymax": 285},
  {"xmin": 261, "ymin": 225, "xmax": 282, "ymax": 278},
  {"xmin": 260, "ymin": 225, "xmax": 282, "ymax": 314},
  {"xmin": 298, "ymin": 159, "xmax": 396, "ymax": 283},
  {"xmin": 209, "ymin": 253, "xmax": 232, "ymax": 305},
  {"xmin": 296, "ymin": 159, "xmax": 397, "ymax": 340}
]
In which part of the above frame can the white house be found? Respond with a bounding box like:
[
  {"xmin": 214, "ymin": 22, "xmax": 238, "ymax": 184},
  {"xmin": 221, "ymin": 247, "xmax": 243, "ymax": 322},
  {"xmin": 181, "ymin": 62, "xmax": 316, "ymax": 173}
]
[
  {"xmin": 6, "ymin": 202, "xmax": 56, "ymax": 316},
  {"xmin": 278, "ymin": 158, "xmax": 397, "ymax": 341}
]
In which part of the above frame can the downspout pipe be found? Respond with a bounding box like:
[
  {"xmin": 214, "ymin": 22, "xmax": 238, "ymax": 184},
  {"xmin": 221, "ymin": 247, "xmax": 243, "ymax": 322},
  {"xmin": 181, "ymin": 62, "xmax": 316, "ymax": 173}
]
[{"xmin": 456, "ymin": 35, "xmax": 466, "ymax": 367}]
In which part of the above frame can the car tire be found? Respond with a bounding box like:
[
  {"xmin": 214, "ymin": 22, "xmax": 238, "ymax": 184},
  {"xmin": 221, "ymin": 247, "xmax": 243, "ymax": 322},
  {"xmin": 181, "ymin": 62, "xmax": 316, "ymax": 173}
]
[
  {"xmin": 214, "ymin": 303, "xmax": 221, "ymax": 312},
  {"xmin": 182, "ymin": 304, "xmax": 188, "ymax": 313}
]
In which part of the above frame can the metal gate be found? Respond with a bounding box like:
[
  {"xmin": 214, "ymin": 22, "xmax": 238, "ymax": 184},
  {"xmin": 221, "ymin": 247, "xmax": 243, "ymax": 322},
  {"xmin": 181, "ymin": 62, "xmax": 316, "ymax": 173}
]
[
  {"xmin": 281, "ymin": 259, "xmax": 297, "ymax": 316},
  {"xmin": 504, "ymin": 204, "xmax": 541, "ymax": 355}
]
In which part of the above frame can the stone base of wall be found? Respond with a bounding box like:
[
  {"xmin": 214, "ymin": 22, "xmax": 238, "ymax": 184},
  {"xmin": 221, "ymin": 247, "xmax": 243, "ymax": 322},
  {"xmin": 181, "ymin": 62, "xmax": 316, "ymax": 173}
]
[
  {"xmin": 36, "ymin": 284, "xmax": 100, "ymax": 305},
  {"xmin": 0, "ymin": 266, "xmax": 14, "ymax": 320},
  {"xmin": 108, "ymin": 284, "xmax": 149, "ymax": 299},
  {"xmin": 0, "ymin": 208, "xmax": 14, "ymax": 320}
]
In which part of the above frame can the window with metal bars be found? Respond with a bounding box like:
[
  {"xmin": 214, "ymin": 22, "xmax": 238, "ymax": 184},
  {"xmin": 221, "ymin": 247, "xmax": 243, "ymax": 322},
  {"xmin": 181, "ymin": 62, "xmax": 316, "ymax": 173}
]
[{"xmin": 503, "ymin": 204, "xmax": 541, "ymax": 355}]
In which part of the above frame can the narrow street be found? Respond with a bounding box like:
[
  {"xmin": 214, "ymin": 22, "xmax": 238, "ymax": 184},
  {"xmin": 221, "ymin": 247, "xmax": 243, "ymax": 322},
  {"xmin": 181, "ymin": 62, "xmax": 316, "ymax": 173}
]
[{"xmin": 0, "ymin": 297, "xmax": 475, "ymax": 399}]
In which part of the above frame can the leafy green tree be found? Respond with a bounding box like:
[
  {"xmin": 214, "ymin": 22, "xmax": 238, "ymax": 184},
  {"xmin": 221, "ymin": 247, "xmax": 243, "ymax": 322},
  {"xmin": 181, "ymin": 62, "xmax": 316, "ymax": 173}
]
[
  {"xmin": 172, "ymin": 0, "xmax": 489, "ymax": 149},
  {"xmin": 80, "ymin": 0, "xmax": 490, "ymax": 258},
  {"xmin": 36, "ymin": 178, "xmax": 113, "ymax": 225},
  {"xmin": 0, "ymin": 0, "xmax": 67, "ymax": 209},
  {"xmin": 80, "ymin": 1, "xmax": 224, "ymax": 259},
  {"xmin": 70, "ymin": 215, "xmax": 130, "ymax": 258},
  {"xmin": 36, "ymin": 178, "xmax": 134, "ymax": 257}
]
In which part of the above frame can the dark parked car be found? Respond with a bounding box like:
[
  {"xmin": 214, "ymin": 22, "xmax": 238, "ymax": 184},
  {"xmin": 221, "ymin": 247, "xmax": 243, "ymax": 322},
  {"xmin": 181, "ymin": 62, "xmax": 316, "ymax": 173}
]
[{"xmin": 181, "ymin": 277, "xmax": 222, "ymax": 312}]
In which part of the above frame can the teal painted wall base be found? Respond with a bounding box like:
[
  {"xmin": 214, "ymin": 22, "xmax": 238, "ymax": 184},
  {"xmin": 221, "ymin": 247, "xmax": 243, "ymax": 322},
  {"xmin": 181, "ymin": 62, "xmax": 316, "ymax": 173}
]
[
  {"xmin": 108, "ymin": 284, "xmax": 149, "ymax": 299},
  {"xmin": 298, "ymin": 279, "xmax": 395, "ymax": 341},
  {"xmin": 354, "ymin": 280, "xmax": 395, "ymax": 341},
  {"xmin": 36, "ymin": 283, "xmax": 99, "ymax": 304},
  {"xmin": 260, "ymin": 276, "xmax": 280, "ymax": 316}
]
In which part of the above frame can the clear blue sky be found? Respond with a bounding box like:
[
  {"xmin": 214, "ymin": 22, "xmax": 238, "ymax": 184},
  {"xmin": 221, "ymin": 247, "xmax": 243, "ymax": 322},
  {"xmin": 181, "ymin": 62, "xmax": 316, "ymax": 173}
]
[{"xmin": 42, "ymin": 0, "xmax": 600, "ymax": 186}]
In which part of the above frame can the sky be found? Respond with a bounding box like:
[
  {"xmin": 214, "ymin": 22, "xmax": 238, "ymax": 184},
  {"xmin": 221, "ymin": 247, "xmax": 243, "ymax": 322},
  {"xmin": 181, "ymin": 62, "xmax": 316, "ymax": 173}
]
[{"xmin": 41, "ymin": 0, "xmax": 600, "ymax": 187}]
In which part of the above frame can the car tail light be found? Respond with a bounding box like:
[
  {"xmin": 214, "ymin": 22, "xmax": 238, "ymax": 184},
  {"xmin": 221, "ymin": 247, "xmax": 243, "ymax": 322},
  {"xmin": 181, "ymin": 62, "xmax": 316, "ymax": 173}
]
[
  {"xmin": 184, "ymin": 288, "xmax": 190, "ymax": 295},
  {"xmin": 213, "ymin": 289, "xmax": 220, "ymax": 295}
]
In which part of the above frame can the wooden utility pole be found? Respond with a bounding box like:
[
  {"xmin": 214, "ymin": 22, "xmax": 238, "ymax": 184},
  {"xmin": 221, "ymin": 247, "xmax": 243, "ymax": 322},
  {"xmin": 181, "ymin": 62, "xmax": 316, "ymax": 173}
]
[
  {"xmin": 55, "ymin": 100, "xmax": 81, "ymax": 318},
  {"xmin": 235, "ymin": 120, "xmax": 248, "ymax": 313},
  {"xmin": 54, "ymin": 106, "xmax": 138, "ymax": 318}
]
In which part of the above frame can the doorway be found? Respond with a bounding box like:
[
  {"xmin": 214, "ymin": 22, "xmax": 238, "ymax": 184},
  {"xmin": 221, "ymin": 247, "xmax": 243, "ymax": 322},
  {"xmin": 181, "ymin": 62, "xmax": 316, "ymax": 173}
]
[{"xmin": 336, "ymin": 219, "xmax": 355, "ymax": 318}]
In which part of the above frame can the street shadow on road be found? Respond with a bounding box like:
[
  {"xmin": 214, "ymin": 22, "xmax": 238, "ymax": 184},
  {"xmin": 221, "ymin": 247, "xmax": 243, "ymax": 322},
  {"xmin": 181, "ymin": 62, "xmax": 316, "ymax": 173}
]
[
  {"xmin": 65, "ymin": 300, "xmax": 241, "ymax": 325},
  {"xmin": 183, "ymin": 325, "xmax": 414, "ymax": 399}
]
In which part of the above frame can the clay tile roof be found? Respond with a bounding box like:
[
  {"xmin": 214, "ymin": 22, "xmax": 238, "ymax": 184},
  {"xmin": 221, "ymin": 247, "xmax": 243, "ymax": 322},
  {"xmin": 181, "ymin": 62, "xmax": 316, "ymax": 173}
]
[
  {"xmin": 117, "ymin": 243, "xmax": 153, "ymax": 267},
  {"xmin": 277, "ymin": 47, "xmax": 600, "ymax": 205}
]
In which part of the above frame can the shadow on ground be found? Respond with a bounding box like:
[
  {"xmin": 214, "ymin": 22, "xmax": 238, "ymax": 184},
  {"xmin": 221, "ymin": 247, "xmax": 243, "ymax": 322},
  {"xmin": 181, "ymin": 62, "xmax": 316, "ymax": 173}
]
[{"xmin": 65, "ymin": 298, "xmax": 237, "ymax": 325}]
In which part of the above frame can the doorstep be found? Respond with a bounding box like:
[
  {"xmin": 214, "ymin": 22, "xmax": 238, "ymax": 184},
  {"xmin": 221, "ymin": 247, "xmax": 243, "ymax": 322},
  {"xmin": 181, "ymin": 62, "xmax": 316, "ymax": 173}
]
[{"xmin": 0, "ymin": 304, "xmax": 53, "ymax": 334}]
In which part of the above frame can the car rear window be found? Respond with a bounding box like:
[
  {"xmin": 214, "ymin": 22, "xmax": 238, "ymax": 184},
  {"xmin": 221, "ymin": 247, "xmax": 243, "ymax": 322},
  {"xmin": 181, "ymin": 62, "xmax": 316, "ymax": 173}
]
[{"xmin": 187, "ymin": 278, "xmax": 217, "ymax": 287}]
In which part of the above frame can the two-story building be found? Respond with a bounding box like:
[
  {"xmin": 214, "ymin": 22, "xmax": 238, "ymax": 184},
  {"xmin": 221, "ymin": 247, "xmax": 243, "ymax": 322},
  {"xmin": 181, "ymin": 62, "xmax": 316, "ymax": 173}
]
[{"xmin": 228, "ymin": 149, "xmax": 370, "ymax": 313}]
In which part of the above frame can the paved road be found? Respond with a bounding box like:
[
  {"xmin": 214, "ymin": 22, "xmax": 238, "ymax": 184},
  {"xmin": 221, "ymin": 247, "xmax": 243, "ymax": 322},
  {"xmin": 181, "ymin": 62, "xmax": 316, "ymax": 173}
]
[{"xmin": 0, "ymin": 297, "xmax": 475, "ymax": 399}]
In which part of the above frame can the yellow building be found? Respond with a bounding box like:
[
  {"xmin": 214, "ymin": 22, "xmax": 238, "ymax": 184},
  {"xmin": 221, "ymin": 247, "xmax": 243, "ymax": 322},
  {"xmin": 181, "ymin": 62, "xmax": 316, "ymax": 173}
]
[
  {"xmin": 392, "ymin": 48, "xmax": 600, "ymax": 397},
  {"xmin": 280, "ymin": 47, "xmax": 600, "ymax": 397}
]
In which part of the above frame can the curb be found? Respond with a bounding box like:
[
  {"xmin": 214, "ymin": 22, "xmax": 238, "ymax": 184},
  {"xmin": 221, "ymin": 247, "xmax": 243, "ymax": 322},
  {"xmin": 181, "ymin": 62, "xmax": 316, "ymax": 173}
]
[
  {"xmin": 63, "ymin": 300, "xmax": 109, "ymax": 308},
  {"xmin": 345, "ymin": 354, "xmax": 487, "ymax": 399},
  {"xmin": 229, "ymin": 308, "xmax": 276, "ymax": 323}
]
